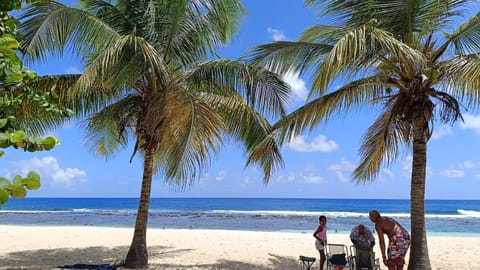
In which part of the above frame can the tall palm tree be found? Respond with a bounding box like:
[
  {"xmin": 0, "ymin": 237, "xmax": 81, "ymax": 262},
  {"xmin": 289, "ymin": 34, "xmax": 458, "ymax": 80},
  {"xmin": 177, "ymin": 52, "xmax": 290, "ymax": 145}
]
[
  {"xmin": 249, "ymin": 1, "xmax": 480, "ymax": 269},
  {"xmin": 20, "ymin": 0, "xmax": 291, "ymax": 267}
]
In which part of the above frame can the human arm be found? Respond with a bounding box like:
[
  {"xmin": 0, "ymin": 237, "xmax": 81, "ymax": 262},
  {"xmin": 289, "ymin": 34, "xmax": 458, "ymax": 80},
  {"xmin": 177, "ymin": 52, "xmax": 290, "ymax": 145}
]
[
  {"xmin": 349, "ymin": 228, "xmax": 357, "ymax": 245},
  {"xmin": 367, "ymin": 230, "xmax": 375, "ymax": 248},
  {"xmin": 375, "ymin": 223, "xmax": 387, "ymax": 265},
  {"xmin": 313, "ymin": 225, "xmax": 325, "ymax": 244}
]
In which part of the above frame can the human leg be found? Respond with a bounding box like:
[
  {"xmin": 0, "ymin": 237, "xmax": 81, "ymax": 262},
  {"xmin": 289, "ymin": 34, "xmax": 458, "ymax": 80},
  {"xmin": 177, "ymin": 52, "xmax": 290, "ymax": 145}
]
[{"xmin": 319, "ymin": 249, "xmax": 326, "ymax": 270}]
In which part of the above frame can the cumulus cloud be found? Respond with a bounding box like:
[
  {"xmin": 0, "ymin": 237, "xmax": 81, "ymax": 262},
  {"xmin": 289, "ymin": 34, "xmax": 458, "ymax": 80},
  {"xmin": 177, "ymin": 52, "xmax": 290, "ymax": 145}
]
[
  {"xmin": 288, "ymin": 135, "xmax": 338, "ymax": 152},
  {"xmin": 215, "ymin": 170, "xmax": 228, "ymax": 181},
  {"xmin": 460, "ymin": 113, "xmax": 480, "ymax": 134},
  {"xmin": 267, "ymin": 27, "xmax": 286, "ymax": 41},
  {"xmin": 15, "ymin": 156, "xmax": 86, "ymax": 186},
  {"xmin": 282, "ymin": 71, "xmax": 308, "ymax": 102}
]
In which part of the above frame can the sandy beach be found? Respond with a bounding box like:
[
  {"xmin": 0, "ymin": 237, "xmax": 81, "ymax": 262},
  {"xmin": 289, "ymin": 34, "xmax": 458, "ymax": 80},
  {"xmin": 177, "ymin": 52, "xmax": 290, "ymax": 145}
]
[{"xmin": 0, "ymin": 225, "xmax": 479, "ymax": 269}]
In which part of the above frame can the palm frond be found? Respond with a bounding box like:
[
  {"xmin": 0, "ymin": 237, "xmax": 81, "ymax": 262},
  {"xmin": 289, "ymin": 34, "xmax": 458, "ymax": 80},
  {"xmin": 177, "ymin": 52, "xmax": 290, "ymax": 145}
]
[
  {"xmin": 83, "ymin": 95, "xmax": 140, "ymax": 157},
  {"xmin": 442, "ymin": 54, "xmax": 480, "ymax": 107},
  {"xmin": 299, "ymin": 24, "xmax": 347, "ymax": 43},
  {"xmin": 247, "ymin": 41, "xmax": 333, "ymax": 75},
  {"xmin": 446, "ymin": 11, "xmax": 480, "ymax": 55},
  {"xmin": 307, "ymin": 0, "xmax": 470, "ymax": 41},
  {"xmin": 20, "ymin": 0, "xmax": 120, "ymax": 64},
  {"xmin": 141, "ymin": 0, "xmax": 245, "ymax": 65},
  {"xmin": 198, "ymin": 92, "xmax": 284, "ymax": 183},
  {"xmin": 11, "ymin": 74, "xmax": 80, "ymax": 134},
  {"xmin": 274, "ymin": 76, "xmax": 389, "ymax": 143},
  {"xmin": 311, "ymin": 23, "xmax": 425, "ymax": 95},
  {"xmin": 153, "ymin": 87, "xmax": 225, "ymax": 189},
  {"xmin": 185, "ymin": 59, "xmax": 291, "ymax": 118},
  {"xmin": 73, "ymin": 34, "xmax": 167, "ymax": 113},
  {"xmin": 353, "ymin": 101, "xmax": 410, "ymax": 181}
]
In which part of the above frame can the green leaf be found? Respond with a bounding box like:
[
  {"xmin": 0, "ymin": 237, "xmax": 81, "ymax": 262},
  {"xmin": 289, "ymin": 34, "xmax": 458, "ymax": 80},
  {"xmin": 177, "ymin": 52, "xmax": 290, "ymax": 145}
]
[
  {"xmin": 0, "ymin": 119, "xmax": 7, "ymax": 128},
  {"xmin": 42, "ymin": 136, "xmax": 58, "ymax": 150},
  {"xmin": 26, "ymin": 171, "xmax": 40, "ymax": 180},
  {"xmin": 0, "ymin": 189, "xmax": 9, "ymax": 205},
  {"xmin": 21, "ymin": 177, "xmax": 40, "ymax": 190},
  {"xmin": 0, "ymin": 177, "xmax": 10, "ymax": 189},
  {"xmin": 10, "ymin": 185, "xmax": 27, "ymax": 198},
  {"xmin": 0, "ymin": 34, "xmax": 19, "ymax": 50},
  {"xmin": 12, "ymin": 175, "xmax": 22, "ymax": 185},
  {"xmin": 11, "ymin": 131, "xmax": 25, "ymax": 142}
]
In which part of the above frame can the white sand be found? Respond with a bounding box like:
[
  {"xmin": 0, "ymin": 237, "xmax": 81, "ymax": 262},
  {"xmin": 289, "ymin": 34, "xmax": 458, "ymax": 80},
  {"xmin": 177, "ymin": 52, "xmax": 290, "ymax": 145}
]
[{"xmin": 0, "ymin": 225, "xmax": 478, "ymax": 269}]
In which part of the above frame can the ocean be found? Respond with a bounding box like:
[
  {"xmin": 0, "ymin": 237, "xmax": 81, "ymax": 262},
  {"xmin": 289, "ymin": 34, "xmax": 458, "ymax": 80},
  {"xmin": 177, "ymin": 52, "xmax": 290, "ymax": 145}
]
[{"xmin": 1, "ymin": 198, "xmax": 479, "ymax": 236}]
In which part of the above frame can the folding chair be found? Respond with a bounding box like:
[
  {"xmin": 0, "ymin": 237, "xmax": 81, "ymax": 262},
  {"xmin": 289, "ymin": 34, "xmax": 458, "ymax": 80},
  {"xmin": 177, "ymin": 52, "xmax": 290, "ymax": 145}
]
[
  {"xmin": 326, "ymin": 244, "xmax": 353, "ymax": 270},
  {"xmin": 299, "ymin": 255, "xmax": 316, "ymax": 270},
  {"xmin": 349, "ymin": 245, "xmax": 380, "ymax": 270}
]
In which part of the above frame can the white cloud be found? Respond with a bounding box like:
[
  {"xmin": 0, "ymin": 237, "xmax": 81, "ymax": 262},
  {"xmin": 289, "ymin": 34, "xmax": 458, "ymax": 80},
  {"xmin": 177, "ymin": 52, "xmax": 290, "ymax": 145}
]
[
  {"xmin": 335, "ymin": 171, "xmax": 349, "ymax": 182},
  {"xmin": 215, "ymin": 170, "xmax": 228, "ymax": 181},
  {"xmin": 327, "ymin": 159, "xmax": 355, "ymax": 182},
  {"xmin": 442, "ymin": 169, "xmax": 465, "ymax": 178},
  {"xmin": 431, "ymin": 125, "xmax": 453, "ymax": 139},
  {"xmin": 328, "ymin": 159, "xmax": 356, "ymax": 171},
  {"xmin": 282, "ymin": 71, "xmax": 308, "ymax": 102},
  {"xmin": 460, "ymin": 113, "xmax": 480, "ymax": 134},
  {"xmin": 288, "ymin": 135, "xmax": 338, "ymax": 152},
  {"xmin": 243, "ymin": 176, "xmax": 253, "ymax": 185},
  {"xmin": 273, "ymin": 173, "xmax": 296, "ymax": 183},
  {"xmin": 460, "ymin": 160, "xmax": 477, "ymax": 169},
  {"xmin": 303, "ymin": 175, "xmax": 325, "ymax": 184},
  {"xmin": 15, "ymin": 156, "xmax": 86, "ymax": 186},
  {"xmin": 267, "ymin": 27, "xmax": 286, "ymax": 41},
  {"xmin": 475, "ymin": 174, "xmax": 480, "ymax": 181},
  {"xmin": 65, "ymin": 66, "xmax": 82, "ymax": 74}
]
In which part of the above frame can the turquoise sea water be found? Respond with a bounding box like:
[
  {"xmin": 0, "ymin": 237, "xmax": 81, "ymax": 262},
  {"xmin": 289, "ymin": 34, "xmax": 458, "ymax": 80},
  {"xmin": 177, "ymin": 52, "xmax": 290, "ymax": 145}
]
[{"xmin": 1, "ymin": 198, "xmax": 479, "ymax": 235}]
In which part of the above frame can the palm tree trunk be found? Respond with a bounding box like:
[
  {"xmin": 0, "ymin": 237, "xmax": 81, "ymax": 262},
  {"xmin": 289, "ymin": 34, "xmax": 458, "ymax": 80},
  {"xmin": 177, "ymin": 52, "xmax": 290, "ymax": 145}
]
[
  {"xmin": 125, "ymin": 148, "xmax": 154, "ymax": 268},
  {"xmin": 408, "ymin": 110, "xmax": 431, "ymax": 270}
]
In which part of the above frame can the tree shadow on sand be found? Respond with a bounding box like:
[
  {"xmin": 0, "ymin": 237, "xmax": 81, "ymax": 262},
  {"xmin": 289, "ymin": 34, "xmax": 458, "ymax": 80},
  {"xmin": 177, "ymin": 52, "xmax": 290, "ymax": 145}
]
[
  {"xmin": 0, "ymin": 245, "xmax": 304, "ymax": 270},
  {"xmin": 142, "ymin": 251, "xmax": 303, "ymax": 270}
]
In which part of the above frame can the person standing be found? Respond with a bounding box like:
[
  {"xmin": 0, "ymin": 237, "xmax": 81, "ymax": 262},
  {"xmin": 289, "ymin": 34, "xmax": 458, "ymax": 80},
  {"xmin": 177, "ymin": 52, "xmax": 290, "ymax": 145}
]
[
  {"xmin": 369, "ymin": 210, "xmax": 410, "ymax": 270},
  {"xmin": 313, "ymin": 215, "xmax": 327, "ymax": 270}
]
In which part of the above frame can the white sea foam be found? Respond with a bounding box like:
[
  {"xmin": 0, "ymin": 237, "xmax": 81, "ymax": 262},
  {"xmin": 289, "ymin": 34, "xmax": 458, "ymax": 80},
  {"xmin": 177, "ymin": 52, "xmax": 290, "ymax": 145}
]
[
  {"xmin": 457, "ymin": 209, "xmax": 480, "ymax": 217},
  {"xmin": 210, "ymin": 210, "xmax": 480, "ymax": 219}
]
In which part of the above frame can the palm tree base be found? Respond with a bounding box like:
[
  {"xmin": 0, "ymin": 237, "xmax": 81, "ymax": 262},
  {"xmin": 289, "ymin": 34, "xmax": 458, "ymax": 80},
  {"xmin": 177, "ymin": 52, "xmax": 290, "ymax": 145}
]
[{"xmin": 125, "ymin": 243, "xmax": 148, "ymax": 269}]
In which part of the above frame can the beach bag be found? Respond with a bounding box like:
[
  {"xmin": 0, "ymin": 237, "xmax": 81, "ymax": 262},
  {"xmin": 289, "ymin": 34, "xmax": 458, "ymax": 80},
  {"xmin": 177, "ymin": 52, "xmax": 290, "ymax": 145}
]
[{"xmin": 329, "ymin": 253, "xmax": 347, "ymax": 266}]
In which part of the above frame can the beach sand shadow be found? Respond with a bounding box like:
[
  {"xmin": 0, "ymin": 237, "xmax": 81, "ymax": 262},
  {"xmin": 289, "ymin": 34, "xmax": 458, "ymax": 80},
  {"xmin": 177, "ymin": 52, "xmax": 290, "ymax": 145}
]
[
  {"xmin": 148, "ymin": 250, "xmax": 300, "ymax": 270},
  {"xmin": 0, "ymin": 245, "xmax": 300, "ymax": 270},
  {"xmin": 0, "ymin": 245, "xmax": 131, "ymax": 270}
]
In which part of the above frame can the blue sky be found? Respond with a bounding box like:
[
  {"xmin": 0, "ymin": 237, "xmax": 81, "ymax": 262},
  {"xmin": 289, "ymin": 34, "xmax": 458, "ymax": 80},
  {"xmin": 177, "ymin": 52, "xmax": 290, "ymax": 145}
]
[{"xmin": 2, "ymin": 0, "xmax": 480, "ymax": 199}]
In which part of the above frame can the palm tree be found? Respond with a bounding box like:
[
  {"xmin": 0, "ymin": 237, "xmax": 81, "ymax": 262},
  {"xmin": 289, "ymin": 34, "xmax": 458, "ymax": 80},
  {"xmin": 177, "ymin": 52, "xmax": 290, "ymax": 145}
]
[
  {"xmin": 20, "ymin": 0, "xmax": 291, "ymax": 268},
  {"xmin": 249, "ymin": 1, "xmax": 480, "ymax": 269}
]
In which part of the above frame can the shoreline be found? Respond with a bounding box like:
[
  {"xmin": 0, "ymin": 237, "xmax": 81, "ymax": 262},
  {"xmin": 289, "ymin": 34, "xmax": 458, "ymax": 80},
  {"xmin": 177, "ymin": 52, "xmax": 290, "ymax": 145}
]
[
  {"xmin": 1, "ymin": 225, "xmax": 479, "ymax": 269},
  {"xmin": 4, "ymin": 223, "xmax": 480, "ymax": 238}
]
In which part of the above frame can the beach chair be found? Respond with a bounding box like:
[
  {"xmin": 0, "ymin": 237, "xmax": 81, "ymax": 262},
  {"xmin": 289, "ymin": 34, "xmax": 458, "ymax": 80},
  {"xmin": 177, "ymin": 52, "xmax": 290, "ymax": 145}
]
[
  {"xmin": 326, "ymin": 244, "xmax": 353, "ymax": 270},
  {"xmin": 349, "ymin": 245, "xmax": 380, "ymax": 270},
  {"xmin": 299, "ymin": 255, "xmax": 316, "ymax": 270}
]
